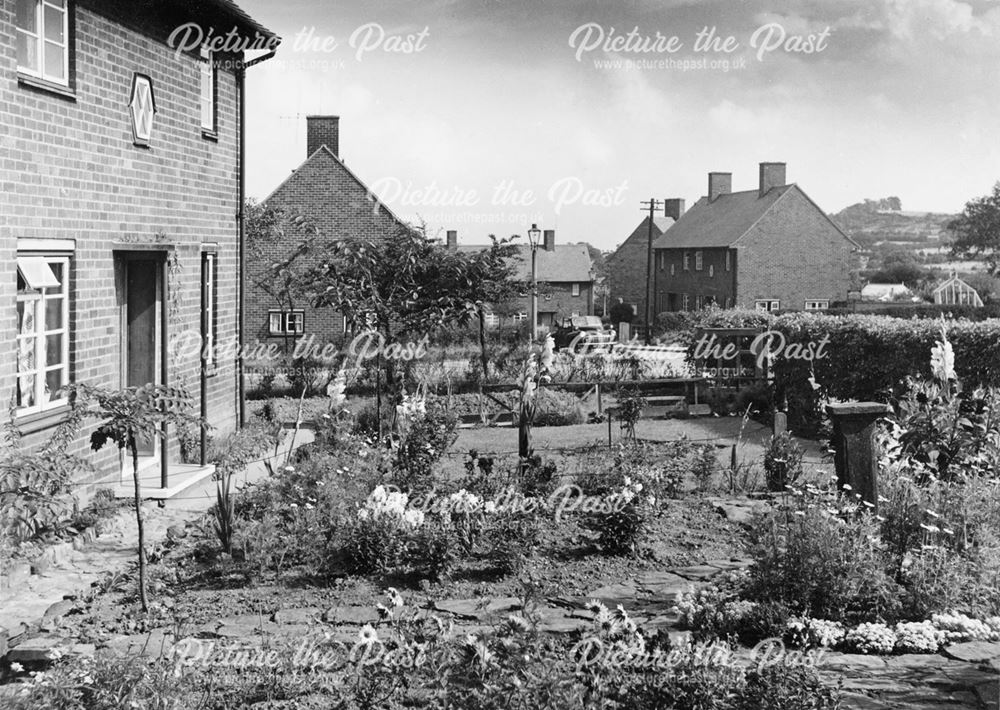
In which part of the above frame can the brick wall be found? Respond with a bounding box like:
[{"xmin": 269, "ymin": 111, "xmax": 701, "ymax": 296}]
[
  {"xmin": 536, "ymin": 281, "xmax": 594, "ymax": 326},
  {"xmin": 607, "ymin": 216, "xmax": 666, "ymax": 323},
  {"xmin": 0, "ymin": 1, "xmax": 244, "ymax": 492},
  {"xmin": 247, "ymin": 147, "xmax": 408, "ymax": 348},
  {"xmin": 654, "ymin": 247, "xmax": 736, "ymax": 312},
  {"xmin": 736, "ymin": 188, "xmax": 854, "ymax": 309}
]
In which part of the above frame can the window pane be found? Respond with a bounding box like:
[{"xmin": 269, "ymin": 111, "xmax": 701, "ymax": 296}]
[
  {"xmin": 17, "ymin": 301, "xmax": 35, "ymax": 337},
  {"xmin": 16, "ymin": 0, "xmax": 37, "ymax": 32},
  {"xmin": 46, "ymin": 333, "xmax": 63, "ymax": 367},
  {"xmin": 17, "ymin": 336, "xmax": 37, "ymax": 371},
  {"xmin": 17, "ymin": 373, "xmax": 36, "ymax": 408},
  {"xmin": 44, "ymin": 41, "xmax": 65, "ymax": 80},
  {"xmin": 17, "ymin": 33, "xmax": 39, "ymax": 71},
  {"xmin": 47, "ymin": 0, "xmax": 66, "ymax": 8},
  {"xmin": 45, "ymin": 297, "xmax": 63, "ymax": 330},
  {"xmin": 45, "ymin": 369, "xmax": 64, "ymax": 401},
  {"xmin": 43, "ymin": 4, "xmax": 63, "ymax": 42}
]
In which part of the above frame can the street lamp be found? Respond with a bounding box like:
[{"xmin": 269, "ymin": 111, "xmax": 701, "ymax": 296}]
[{"xmin": 527, "ymin": 223, "xmax": 541, "ymax": 341}]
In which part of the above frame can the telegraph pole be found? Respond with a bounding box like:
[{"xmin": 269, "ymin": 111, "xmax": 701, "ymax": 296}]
[{"xmin": 640, "ymin": 198, "xmax": 663, "ymax": 345}]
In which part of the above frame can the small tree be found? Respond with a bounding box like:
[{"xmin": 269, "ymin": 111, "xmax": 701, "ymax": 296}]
[{"xmin": 72, "ymin": 383, "xmax": 204, "ymax": 611}]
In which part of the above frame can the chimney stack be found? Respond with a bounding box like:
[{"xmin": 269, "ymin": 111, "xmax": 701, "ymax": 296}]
[
  {"xmin": 708, "ymin": 172, "xmax": 732, "ymax": 202},
  {"xmin": 759, "ymin": 162, "xmax": 786, "ymax": 198},
  {"xmin": 446, "ymin": 230, "xmax": 458, "ymax": 250},
  {"xmin": 664, "ymin": 198, "xmax": 686, "ymax": 221},
  {"xmin": 307, "ymin": 115, "xmax": 340, "ymax": 158},
  {"xmin": 543, "ymin": 229, "xmax": 556, "ymax": 252}
]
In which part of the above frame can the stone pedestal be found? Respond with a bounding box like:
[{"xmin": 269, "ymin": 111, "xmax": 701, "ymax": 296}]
[{"xmin": 826, "ymin": 402, "xmax": 892, "ymax": 510}]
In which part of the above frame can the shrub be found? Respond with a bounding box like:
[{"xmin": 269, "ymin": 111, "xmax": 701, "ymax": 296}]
[
  {"xmin": 745, "ymin": 487, "xmax": 904, "ymax": 624},
  {"xmin": 615, "ymin": 386, "xmax": 647, "ymax": 440},
  {"xmin": 408, "ymin": 517, "xmax": 458, "ymax": 581},
  {"xmin": 485, "ymin": 512, "xmax": 542, "ymax": 576},
  {"xmin": 532, "ymin": 389, "xmax": 586, "ymax": 427},
  {"xmin": 393, "ymin": 399, "xmax": 458, "ymax": 491},
  {"xmin": 844, "ymin": 623, "xmax": 897, "ymax": 654},
  {"xmin": 692, "ymin": 445, "xmax": 717, "ymax": 492},
  {"xmin": 763, "ymin": 432, "xmax": 804, "ymax": 492}
]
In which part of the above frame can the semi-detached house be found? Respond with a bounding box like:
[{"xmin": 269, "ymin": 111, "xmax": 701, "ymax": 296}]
[{"xmin": 1, "ymin": 0, "xmax": 278, "ymax": 498}]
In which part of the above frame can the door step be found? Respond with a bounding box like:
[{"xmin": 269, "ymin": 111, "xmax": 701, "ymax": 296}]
[{"xmin": 112, "ymin": 463, "xmax": 216, "ymax": 501}]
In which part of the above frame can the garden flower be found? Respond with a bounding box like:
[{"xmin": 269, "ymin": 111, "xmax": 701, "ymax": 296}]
[
  {"xmin": 387, "ymin": 587, "xmax": 404, "ymax": 608},
  {"xmin": 358, "ymin": 624, "xmax": 379, "ymax": 644},
  {"xmin": 506, "ymin": 615, "xmax": 531, "ymax": 633},
  {"xmin": 9, "ymin": 662, "xmax": 23, "ymax": 673},
  {"xmin": 930, "ymin": 322, "xmax": 956, "ymax": 382}
]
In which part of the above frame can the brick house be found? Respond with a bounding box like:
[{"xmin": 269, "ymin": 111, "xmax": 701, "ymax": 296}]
[
  {"xmin": 1, "ymin": 0, "xmax": 277, "ymax": 496},
  {"xmin": 449, "ymin": 230, "xmax": 595, "ymax": 331},
  {"xmin": 248, "ymin": 116, "xmax": 413, "ymax": 345},
  {"xmin": 653, "ymin": 163, "xmax": 858, "ymax": 313},
  {"xmin": 606, "ymin": 199, "xmax": 682, "ymax": 324}
]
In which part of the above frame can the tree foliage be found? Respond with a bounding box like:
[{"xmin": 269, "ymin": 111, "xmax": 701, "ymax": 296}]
[{"xmin": 949, "ymin": 182, "xmax": 1000, "ymax": 274}]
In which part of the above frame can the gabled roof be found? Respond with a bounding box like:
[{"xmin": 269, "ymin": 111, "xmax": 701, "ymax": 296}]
[
  {"xmin": 932, "ymin": 273, "xmax": 978, "ymax": 294},
  {"xmin": 263, "ymin": 145, "xmax": 413, "ymax": 233},
  {"xmin": 652, "ymin": 186, "xmax": 793, "ymax": 249},
  {"xmin": 456, "ymin": 243, "xmax": 593, "ymax": 282},
  {"xmin": 608, "ymin": 215, "xmax": 674, "ymax": 261},
  {"xmin": 202, "ymin": 0, "xmax": 277, "ymax": 38}
]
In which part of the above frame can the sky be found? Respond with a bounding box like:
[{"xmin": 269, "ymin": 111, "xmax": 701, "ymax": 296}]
[{"xmin": 236, "ymin": 0, "xmax": 1000, "ymax": 251}]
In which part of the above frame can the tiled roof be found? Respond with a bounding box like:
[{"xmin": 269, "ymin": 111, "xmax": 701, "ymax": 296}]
[
  {"xmin": 456, "ymin": 243, "xmax": 593, "ymax": 282},
  {"xmin": 652, "ymin": 186, "xmax": 793, "ymax": 249}
]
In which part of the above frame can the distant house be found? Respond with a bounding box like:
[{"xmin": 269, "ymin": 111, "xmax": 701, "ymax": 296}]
[
  {"xmin": 653, "ymin": 163, "xmax": 858, "ymax": 313},
  {"xmin": 250, "ymin": 116, "xmax": 414, "ymax": 344},
  {"xmin": 448, "ymin": 230, "xmax": 594, "ymax": 331},
  {"xmin": 606, "ymin": 200, "xmax": 682, "ymax": 325},
  {"xmin": 933, "ymin": 274, "xmax": 983, "ymax": 307},
  {"xmin": 861, "ymin": 283, "xmax": 912, "ymax": 302}
]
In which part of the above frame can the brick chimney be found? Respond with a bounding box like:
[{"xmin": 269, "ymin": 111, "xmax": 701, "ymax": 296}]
[
  {"xmin": 543, "ymin": 229, "xmax": 555, "ymax": 252},
  {"xmin": 307, "ymin": 115, "xmax": 340, "ymax": 157},
  {"xmin": 708, "ymin": 173, "xmax": 732, "ymax": 202},
  {"xmin": 759, "ymin": 162, "xmax": 786, "ymax": 198},
  {"xmin": 664, "ymin": 198, "xmax": 686, "ymax": 221},
  {"xmin": 446, "ymin": 230, "xmax": 458, "ymax": 251}
]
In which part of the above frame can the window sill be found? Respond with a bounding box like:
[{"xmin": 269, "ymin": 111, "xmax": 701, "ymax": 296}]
[
  {"xmin": 16, "ymin": 403, "xmax": 72, "ymax": 436},
  {"xmin": 17, "ymin": 72, "xmax": 76, "ymax": 102},
  {"xmin": 201, "ymin": 128, "xmax": 219, "ymax": 142}
]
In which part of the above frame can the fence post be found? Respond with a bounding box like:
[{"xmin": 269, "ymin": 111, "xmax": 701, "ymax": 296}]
[{"xmin": 825, "ymin": 402, "xmax": 892, "ymax": 511}]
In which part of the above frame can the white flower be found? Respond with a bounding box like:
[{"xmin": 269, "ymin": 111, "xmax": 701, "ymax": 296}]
[
  {"xmin": 358, "ymin": 624, "xmax": 379, "ymax": 644},
  {"xmin": 402, "ymin": 509, "xmax": 425, "ymax": 528},
  {"xmin": 484, "ymin": 501, "xmax": 497, "ymax": 514},
  {"xmin": 930, "ymin": 322, "xmax": 956, "ymax": 382},
  {"xmin": 10, "ymin": 662, "xmax": 23, "ymax": 673},
  {"xmin": 387, "ymin": 587, "xmax": 404, "ymax": 608}
]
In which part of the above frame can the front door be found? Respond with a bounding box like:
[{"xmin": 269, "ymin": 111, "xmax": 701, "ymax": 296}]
[{"xmin": 125, "ymin": 260, "xmax": 158, "ymax": 457}]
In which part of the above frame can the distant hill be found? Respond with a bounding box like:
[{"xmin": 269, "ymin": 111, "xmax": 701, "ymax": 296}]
[{"xmin": 832, "ymin": 198, "xmax": 957, "ymax": 248}]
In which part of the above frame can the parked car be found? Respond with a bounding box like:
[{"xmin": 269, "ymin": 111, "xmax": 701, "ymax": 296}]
[{"xmin": 553, "ymin": 315, "xmax": 616, "ymax": 352}]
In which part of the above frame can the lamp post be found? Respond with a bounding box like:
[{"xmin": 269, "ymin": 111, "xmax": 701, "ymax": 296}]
[{"xmin": 527, "ymin": 223, "xmax": 541, "ymax": 342}]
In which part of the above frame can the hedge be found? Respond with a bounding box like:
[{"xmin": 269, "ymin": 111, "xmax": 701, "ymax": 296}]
[{"xmin": 683, "ymin": 309, "xmax": 1000, "ymax": 432}]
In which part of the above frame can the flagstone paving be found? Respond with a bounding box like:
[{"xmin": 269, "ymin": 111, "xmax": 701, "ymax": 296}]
[{"xmin": 8, "ymin": 554, "xmax": 997, "ymax": 709}]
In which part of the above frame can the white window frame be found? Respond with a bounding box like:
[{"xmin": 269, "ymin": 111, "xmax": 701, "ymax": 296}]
[
  {"xmin": 725, "ymin": 250, "xmax": 731, "ymax": 271},
  {"xmin": 670, "ymin": 263, "xmax": 676, "ymax": 277},
  {"xmin": 682, "ymin": 251, "xmax": 690, "ymax": 271},
  {"xmin": 511, "ymin": 312, "xmax": 527, "ymax": 324},
  {"xmin": 200, "ymin": 46, "xmax": 216, "ymax": 133},
  {"xmin": 709, "ymin": 264, "xmax": 714, "ymax": 278},
  {"xmin": 695, "ymin": 295, "xmax": 704, "ymax": 310},
  {"xmin": 483, "ymin": 313, "xmax": 500, "ymax": 329},
  {"xmin": 572, "ymin": 283, "xmax": 580, "ymax": 297},
  {"xmin": 695, "ymin": 251, "xmax": 704, "ymax": 271},
  {"xmin": 16, "ymin": 0, "xmax": 69, "ymax": 86},
  {"xmin": 681, "ymin": 293, "xmax": 690, "ymax": 310},
  {"xmin": 268, "ymin": 309, "xmax": 305, "ymax": 336},
  {"xmin": 16, "ymin": 253, "xmax": 71, "ymax": 416},
  {"xmin": 755, "ymin": 299, "xmax": 780, "ymax": 312},
  {"xmin": 804, "ymin": 300, "xmax": 829, "ymax": 311}
]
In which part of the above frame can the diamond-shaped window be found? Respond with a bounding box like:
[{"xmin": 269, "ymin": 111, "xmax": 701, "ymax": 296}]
[{"xmin": 129, "ymin": 73, "xmax": 156, "ymax": 146}]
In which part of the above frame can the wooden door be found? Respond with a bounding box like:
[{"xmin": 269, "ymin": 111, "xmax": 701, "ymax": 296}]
[{"xmin": 126, "ymin": 260, "xmax": 158, "ymax": 456}]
